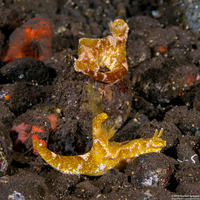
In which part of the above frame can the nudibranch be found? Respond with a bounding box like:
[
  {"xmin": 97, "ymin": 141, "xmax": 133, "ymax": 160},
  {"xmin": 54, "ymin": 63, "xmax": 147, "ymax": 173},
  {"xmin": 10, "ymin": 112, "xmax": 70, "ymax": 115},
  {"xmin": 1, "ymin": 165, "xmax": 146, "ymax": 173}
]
[
  {"xmin": 74, "ymin": 19, "xmax": 129, "ymax": 84},
  {"xmin": 33, "ymin": 113, "xmax": 166, "ymax": 176}
]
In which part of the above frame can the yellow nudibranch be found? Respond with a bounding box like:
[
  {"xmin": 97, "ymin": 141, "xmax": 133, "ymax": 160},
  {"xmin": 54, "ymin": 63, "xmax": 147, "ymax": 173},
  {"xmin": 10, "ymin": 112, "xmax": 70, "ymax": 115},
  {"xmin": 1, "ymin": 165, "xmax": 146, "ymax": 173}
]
[
  {"xmin": 33, "ymin": 113, "xmax": 166, "ymax": 176},
  {"xmin": 74, "ymin": 19, "xmax": 129, "ymax": 84}
]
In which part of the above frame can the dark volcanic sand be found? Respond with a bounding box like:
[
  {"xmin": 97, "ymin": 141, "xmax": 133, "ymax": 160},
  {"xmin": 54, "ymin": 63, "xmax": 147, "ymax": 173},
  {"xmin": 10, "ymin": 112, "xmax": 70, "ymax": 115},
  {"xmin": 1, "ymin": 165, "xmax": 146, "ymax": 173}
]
[{"xmin": 1, "ymin": 0, "xmax": 200, "ymax": 199}]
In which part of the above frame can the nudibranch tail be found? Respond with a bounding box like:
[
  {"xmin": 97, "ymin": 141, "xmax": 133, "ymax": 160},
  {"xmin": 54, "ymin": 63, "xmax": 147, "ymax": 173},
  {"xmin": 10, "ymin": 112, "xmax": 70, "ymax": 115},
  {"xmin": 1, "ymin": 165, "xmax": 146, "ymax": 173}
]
[
  {"xmin": 33, "ymin": 140, "xmax": 96, "ymax": 176},
  {"xmin": 74, "ymin": 19, "xmax": 129, "ymax": 84}
]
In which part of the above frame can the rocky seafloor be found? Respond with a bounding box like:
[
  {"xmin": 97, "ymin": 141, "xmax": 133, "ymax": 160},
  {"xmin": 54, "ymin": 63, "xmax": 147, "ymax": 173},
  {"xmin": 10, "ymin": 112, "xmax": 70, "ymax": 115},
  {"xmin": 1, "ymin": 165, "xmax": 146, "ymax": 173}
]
[{"xmin": 1, "ymin": 0, "xmax": 200, "ymax": 199}]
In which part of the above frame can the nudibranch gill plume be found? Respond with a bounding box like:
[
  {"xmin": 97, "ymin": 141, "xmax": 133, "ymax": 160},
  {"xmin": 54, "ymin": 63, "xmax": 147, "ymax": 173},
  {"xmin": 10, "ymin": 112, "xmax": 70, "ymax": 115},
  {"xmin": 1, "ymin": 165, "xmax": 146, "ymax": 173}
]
[
  {"xmin": 74, "ymin": 19, "xmax": 129, "ymax": 84},
  {"xmin": 33, "ymin": 113, "xmax": 166, "ymax": 176}
]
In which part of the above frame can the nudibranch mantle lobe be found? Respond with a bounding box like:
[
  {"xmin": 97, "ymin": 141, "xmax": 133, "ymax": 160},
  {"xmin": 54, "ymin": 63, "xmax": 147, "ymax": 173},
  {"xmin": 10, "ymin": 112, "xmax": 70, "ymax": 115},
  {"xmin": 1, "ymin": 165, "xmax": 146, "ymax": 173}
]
[
  {"xmin": 74, "ymin": 19, "xmax": 129, "ymax": 84},
  {"xmin": 33, "ymin": 113, "xmax": 166, "ymax": 176}
]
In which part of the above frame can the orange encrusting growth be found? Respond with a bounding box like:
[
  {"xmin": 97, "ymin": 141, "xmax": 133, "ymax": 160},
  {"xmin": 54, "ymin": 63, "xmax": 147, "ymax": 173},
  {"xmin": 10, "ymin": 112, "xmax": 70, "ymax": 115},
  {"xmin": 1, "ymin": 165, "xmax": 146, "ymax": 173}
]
[
  {"xmin": 2, "ymin": 16, "xmax": 52, "ymax": 63},
  {"xmin": 11, "ymin": 114, "xmax": 58, "ymax": 155},
  {"xmin": 74, "ymin": 19, "xmax": 129, "ymax": 84},
  {"xmin": 33, "ymin": 113, "xmax": 166, "ymax": 176},
  {"xmin": 3, "ymin": 93, "xmax": 10, "ymax": 102}
]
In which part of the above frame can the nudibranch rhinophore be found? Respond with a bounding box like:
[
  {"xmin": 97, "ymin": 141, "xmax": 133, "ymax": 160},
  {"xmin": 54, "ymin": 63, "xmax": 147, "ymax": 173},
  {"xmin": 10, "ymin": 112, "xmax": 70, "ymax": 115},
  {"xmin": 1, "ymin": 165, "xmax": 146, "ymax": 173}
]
[
  {"xmin": 33, "ymin": 113, "xmax": 166, "ymax": 176},
  {"xmin": 74, "ymin": 19, "xmax": 129, "ymax": 84}
]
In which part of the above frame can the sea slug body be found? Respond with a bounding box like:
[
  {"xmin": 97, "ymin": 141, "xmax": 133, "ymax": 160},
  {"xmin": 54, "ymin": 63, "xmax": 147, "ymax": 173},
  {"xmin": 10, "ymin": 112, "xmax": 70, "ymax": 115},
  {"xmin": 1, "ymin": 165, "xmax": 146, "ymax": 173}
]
[
  {"xmin": 33, "ymin": 113, "xmax": 166, "ymax": 176},
  {"xmin": 74, "ymin": 19, "xmax": 129, "ymax": 84}
]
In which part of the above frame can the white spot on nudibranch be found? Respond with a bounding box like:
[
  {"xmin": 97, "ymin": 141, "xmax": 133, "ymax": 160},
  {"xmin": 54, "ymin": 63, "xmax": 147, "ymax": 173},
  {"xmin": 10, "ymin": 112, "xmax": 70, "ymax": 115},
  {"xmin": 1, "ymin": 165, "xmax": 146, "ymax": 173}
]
[
  {"xmin": 57, "ymin": 163, "xmax": 61, "ymax": 169},
  {"xmin": 76, "ymin": 164, "xmax": 82, "ymax": 171},
  {"xmin": 102, "ymin": 74, "xmax": 108, "ymax": 81},
  {"xmin": 51, "ymin": 152, "xmax": 57, "ymax": 158},
  {"xmin": 79, "ymin": 153, "xmax": 90, "ymax": 161},
  {"xmin": 99, "ymin": 163, "xmax": 106, "ymax": 171},
  {"xmin": 95, "ymin": 168, "xmax": 100, "ymax": 174}
]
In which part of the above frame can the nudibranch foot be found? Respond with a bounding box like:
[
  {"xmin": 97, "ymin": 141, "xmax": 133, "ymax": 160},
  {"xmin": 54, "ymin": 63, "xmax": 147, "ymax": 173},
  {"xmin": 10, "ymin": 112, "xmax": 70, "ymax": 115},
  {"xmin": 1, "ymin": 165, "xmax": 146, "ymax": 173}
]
[
  {"xmin": 33, "ymin": 113, "xmax": 166, "ymax": 176},
  {"xmin": 74, "ymin": 19, "xmax": 129, "ymax": 84}
]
